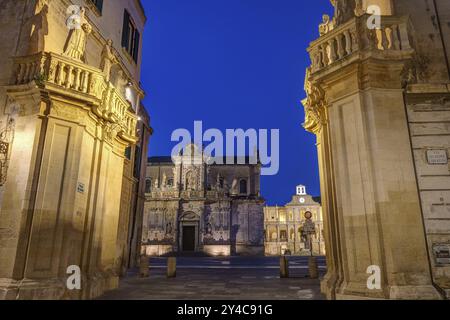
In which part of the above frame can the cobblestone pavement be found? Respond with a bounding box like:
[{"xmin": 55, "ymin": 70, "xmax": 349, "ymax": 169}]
[{"xmin": 99, "ymin": 257, "xmax": 326, "ymax": 300}]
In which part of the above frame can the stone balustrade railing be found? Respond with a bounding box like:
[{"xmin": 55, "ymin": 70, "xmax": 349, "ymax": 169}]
[
  {"xmin": 372, "ymin": 16, "xmax": 411, "ymax": 52},
  {"xmin": 10, "ymin": 52, "xmax": 138, "ymax": 142},
  {"xmin": 309, "ymin": 15, "xmax": 413, "ymax": 74},
  {"xmin": 148, "ymin": 190, "xmax": 179, "ymax": 199},
  {"xmin": 180, "ymin": 190, "xmax": 205, "ymax": 199},
  {"xmin": 206, "ymin": 190, "xmax": 228, "ymax": 198},
  {"xmin": 147, "ymin": 189, "xmax": 232, "ymax": 199},
  {"xmin": 13, "ymin": 52, "xmax": 105, "ymax": 98}
]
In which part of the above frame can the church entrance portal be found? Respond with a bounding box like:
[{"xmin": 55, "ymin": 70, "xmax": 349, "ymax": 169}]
[{"xmin": 182, "ymin": 226, "xmax": 196, "ymax": 252}]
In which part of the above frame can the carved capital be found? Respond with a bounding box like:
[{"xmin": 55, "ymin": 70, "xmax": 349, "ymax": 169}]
[{"xmin": 302, "ymin": 69, "xmax": 327, "ymax": 135}]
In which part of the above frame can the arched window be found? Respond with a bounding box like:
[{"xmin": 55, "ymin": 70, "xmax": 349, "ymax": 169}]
[
  {"xmin": 239, "ymin": 179, "xmax": 248, "ymax": 195},
  {"xmin": 145, "ymin": 179, "xmax": 152, "ymax": 194}
]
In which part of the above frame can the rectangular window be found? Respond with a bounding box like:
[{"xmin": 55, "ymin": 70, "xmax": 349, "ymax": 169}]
[
  {"xmin": 122, "ymin": 10, "xmax": 141, "ymax": 63},
  {"xmin": 133, "ymin": 146, "xmax": 142, "ymax": 179},
  {"xmin": 89, "ymin": 0, "xmax": 103, "ymax": 14},
  {"xmin": 125, "ymin": 146, "xmax": 132, "ymax": 160}
]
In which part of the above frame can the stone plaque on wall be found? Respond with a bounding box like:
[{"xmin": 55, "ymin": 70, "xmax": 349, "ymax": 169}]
[
  {"xmin": 433, "ymin": 243, "xmax": 450, "ymax": 265},
  {"xmin": 426, "ymin": 149, "xmax": 448, "ymax": 165}
]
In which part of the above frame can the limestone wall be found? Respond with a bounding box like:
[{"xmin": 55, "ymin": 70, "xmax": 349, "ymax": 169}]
[
  {"xmin": 406, "ymin": 86, "xmax": 450, "ymax": 296},
  {"xmin": 394, "ymin": 0, "xmax": 450, "ymax": 82},
  {"xmin": 0, "ymin": 0, "xmax": 147, "ymax": 300}
]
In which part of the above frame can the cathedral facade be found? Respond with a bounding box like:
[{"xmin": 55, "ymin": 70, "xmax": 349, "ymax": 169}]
[{"xmin": 142, "ymin": 145, "xmax": 265, "ymax": 256}]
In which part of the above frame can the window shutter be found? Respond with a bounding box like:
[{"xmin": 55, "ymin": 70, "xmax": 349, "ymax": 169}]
[
  {"xmin": 133, "ymin": 30, "xmax": 140, "ymax": 63},
  {"xmin": 122, "ymin": 10, "xmax": 130, "ymax": 48}
]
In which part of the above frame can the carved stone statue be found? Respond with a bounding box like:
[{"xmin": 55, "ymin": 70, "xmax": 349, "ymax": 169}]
[
  {"xmin": 154, "ymin": 178, "xmax": 159, "ymax": 189},
  {"xmin": 330, "ymin": 0, "xmax": 356, "ymax": 26},
  {"xmin": 27, "ymin": 1, "xmax": 49, "ymax": 54},
  {"xmin": 231, "ymin": 178, "xmax": 238, "ymax": 194},
  {"xmin": 101, "ymin": 39, "xmax": 118, "ymax": 82},
  {"xmin": 216, "ymin": 173, "xmax": 222, "ymax": 190},
  {"xmin": 319, "ymin": 14, "xmax": 333, "ymax": 36},
  {"xmin": 63, "ymin": 7, "xmax": 92, "ymax": 61},
  {"xmin": 354, "ymin": 0, "xmax": 365, "ymax": 16},
  {"xmin": 162, "ymin": 172, "xmax": 167, "ymax": 187},
  {"xmin": 186, "ymin": 170, "xmax": 198, "ymax": 190},
  {"xmin": 165, "ymin": 222, "xmax": 173, "ymax": 236},
  {"xmin": 205, "ymin": 213, "xmax": 213, "ymax": 236}
]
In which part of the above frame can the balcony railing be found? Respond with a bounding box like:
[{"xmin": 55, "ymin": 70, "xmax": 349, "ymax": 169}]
[
  {"xmin": 10, "ymin": 52, "xmax": 138, "ymax": 142},
  {"xmin": 308, "ymin": 15, "xmax": 413, "ymax": 75}
]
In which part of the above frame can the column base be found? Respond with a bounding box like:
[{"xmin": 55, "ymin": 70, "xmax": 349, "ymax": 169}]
[
  {"xmin": 333, "ymin": 284, "xmax": 442, "ymax": 300},
  {"xmin": 320, "ymin": 271, "xmax": 339, "ymax": 300},
  {"xmin": 388, "ymin": 285, "xmax": 443, "ymax": 300},
  {"xmin": 0, "ymin": 272, "xmax": 119, "ymax": 300}
]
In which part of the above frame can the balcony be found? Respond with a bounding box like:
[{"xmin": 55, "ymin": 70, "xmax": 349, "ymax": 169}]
[
  {"xmin": 308, "ymin": 14, "xmax": 414, "ymax": 76},
  {"xmin": 9, "ymin": 52, "xmax": 138, "ymax": 143}
]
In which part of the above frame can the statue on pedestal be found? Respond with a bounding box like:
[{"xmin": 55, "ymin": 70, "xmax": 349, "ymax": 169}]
[
  {"xmin": 162, "ymin": 173, "xmax": 167, "ymax": 188},
  {"xmin": 330, "ymin": 0, "xmax": 356, "ymax": 26},
  {"xmin": 101, "ymin": 39, "xmax": 118, "ymax": 82},
  {"xmin": 319, "ymin": 14, "xmax": 333, "ymax": 36},
  {"xmin": 27, "ymin": 0, "xmax": 49, "ymax": 54},
  {"xmin": 63, "ymin": 7, "xmax": 92, "ymax": 62}
]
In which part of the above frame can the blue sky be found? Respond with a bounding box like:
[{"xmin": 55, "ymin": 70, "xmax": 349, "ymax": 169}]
[{"xmin": 140, "ymin": 0, "xmax": 333, "ymax": 205}]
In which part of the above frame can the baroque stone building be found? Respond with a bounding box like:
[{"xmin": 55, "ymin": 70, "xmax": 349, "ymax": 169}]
[
  {"xmin": 142, "ymin": 145, "xmax": 265, "ymax": 256},
  {"xmin": 303, "ymin": 0, "xmax": 450, "ymax": 299},
  {"xmin": 264, "ymin": 185, "xmax": 325, "ymax": 256},
  {"xmin": 0, "ymin": 0, "xmax": 150, "ymax": 299}
]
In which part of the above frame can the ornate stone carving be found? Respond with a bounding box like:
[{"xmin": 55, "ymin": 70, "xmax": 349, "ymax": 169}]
[
  {"xmin": 401, "ymin": 54, "xmax": 430, "ymax": 87},
  {"xmin": 319, "ymin": 15, "xmax": 334, "ymax": 36},
  {"xmin": 330, "ymin": 0, "xmax": 356, "ymax": 27},
  {"xmin": 302, "ymin": 68, "xmax": 326, "ymax": 134},
  {"xmin": 0, "ymin": 116, "xmax": 15, "ymax": 186}
]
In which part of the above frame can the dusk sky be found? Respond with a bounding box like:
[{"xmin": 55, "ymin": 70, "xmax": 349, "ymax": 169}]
[{"xmin": 140, "ymin": 0, "xmax": 333, "ymax": 205}]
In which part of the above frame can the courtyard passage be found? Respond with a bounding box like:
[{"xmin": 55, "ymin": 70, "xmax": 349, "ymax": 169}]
[{"xmin": 99, "ymin": 256, "xmax": 326, "ymax": 300}]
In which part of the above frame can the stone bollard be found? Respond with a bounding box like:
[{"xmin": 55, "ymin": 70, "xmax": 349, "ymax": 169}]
[
  {"xmin": 308, "ymin": 256, "xmax": 319, "ymax": 279},
  {"xmin": 167, "ymin": 257, "xmax": 177, "ymax": 278},
  {"xmin": 280, "ymin": 256, "xmax": 289, "ymax": 278},
  {"xmin": 139, "ymin": 255, "xmax": 149, "ymax": 278}
]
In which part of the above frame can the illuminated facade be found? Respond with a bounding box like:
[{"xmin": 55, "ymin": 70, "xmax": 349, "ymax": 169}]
[
  {"xmin": 264, "ymin": 185, "xmax": 325, "ymax": 256},
  {"xmin": 0, "ymin": 0, "xmax": 149, "ymax": 299},
  {"xmin": 303, "ymin": 0, "xmax": 450, "ymax": 299},
  {"xmin": 142, "ymin": 145, "xmax": 265, "ymax": 256}
]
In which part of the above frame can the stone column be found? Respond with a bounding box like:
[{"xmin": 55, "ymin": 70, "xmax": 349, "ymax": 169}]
[{"xmin": 304, "ymin": 58, "xmax": 441, "ymax": 299}]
